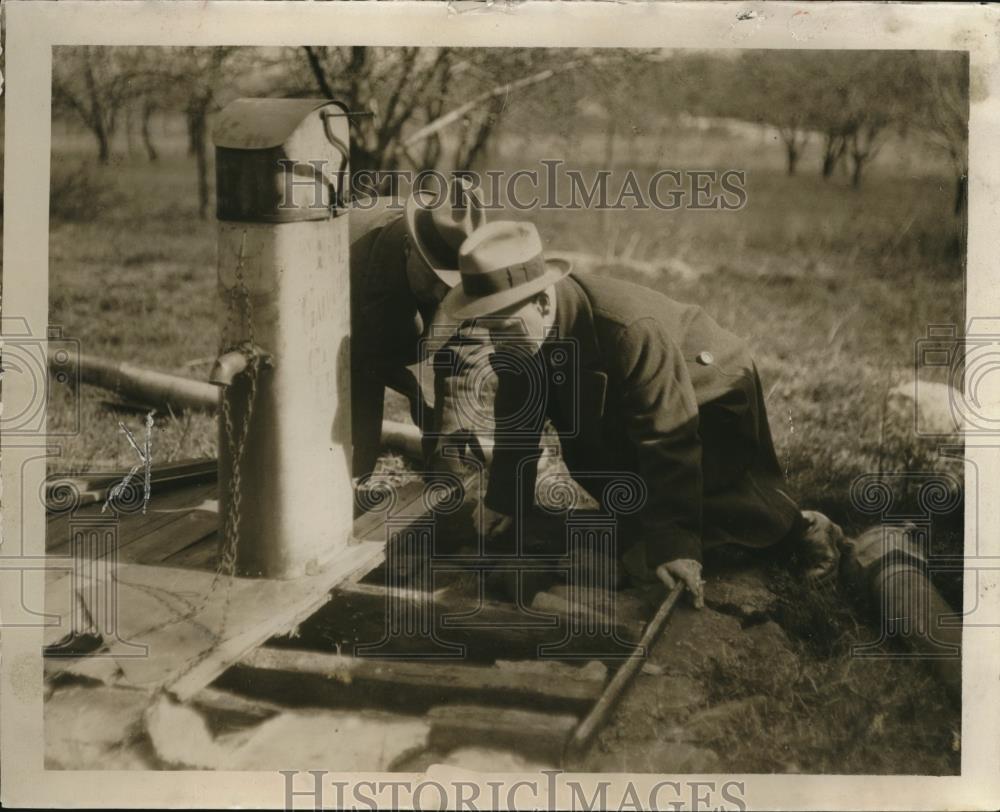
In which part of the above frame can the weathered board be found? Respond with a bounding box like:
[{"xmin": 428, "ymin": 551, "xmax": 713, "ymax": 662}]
[
  {"xmin": 43, "ymin": 474, "xmax": 387, "ymax": 698},
  {"xmin": 272, "ymin": 580, "xmax": 643, "ymax": 663},
  {"xmin": 44, "ymin": 542, "xmax": 385, "ymax": 697},
  {"xmin": 426, "ymin": 704, "xmax": 579, "ymax": 764},
  {"xmin": 217, "ymin": 645, "xmax": 605, "ymax": 715},
  {"xmin": 42, "ymin": 469, "xmax": 474, "ymax": 700}
]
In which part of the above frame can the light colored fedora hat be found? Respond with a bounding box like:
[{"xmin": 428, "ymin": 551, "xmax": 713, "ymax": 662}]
[
  {"xmin": 441, "ymin": 220, "xmax": 572, "ymax": 321},
  {"xmin": 404, "ymin": 176, "xmax": 487, "ymax": 287}
]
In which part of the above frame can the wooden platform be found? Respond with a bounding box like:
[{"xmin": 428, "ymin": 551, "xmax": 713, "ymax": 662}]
[
  {"xmin": 43, "ymin": 465, "xmax": 389, "ymax": 698},
  {"xmin": 43, "ymin": 461, "xmax": 657, "ymax": 768}
]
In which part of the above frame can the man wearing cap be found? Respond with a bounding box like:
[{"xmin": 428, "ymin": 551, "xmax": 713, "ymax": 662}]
[
  {"xmin": 349, "ymin": 178, "xmax": 488, "ymax": 479},
  {"xmin": 440, "ymin": 220, "xmax": 842, "ymax": 604}
]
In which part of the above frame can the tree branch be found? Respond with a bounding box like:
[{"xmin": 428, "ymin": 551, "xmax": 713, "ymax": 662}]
[
  {"xmin": 303, "ymin": 46, "xmax": 335, "ymax": 99},
  {"xmin": 402, "ymin": 55, "xmax": 603, "ymax": 149}
]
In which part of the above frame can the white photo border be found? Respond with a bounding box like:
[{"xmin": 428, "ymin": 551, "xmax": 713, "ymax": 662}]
[{"xmin": 2, "ymin": 1, "xmax": 998, "ymax": 809}]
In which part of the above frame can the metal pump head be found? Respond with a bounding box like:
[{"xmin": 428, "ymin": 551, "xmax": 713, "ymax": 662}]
[{"xmin": 209, "ymin": 350, "xmax": 251, "ymax": 387}]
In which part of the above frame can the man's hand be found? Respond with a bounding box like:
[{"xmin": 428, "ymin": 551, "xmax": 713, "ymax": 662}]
[
  {"xmin": 656, "ymin": 559, "xmax": 704, "ymax": 609},
  {"xmin": 479, "ymin": 504, "xmax": 512, "ymax": 546},
  {"xmin": 799, "ymin": 510, "xmax": 843, "ymax": 586}
]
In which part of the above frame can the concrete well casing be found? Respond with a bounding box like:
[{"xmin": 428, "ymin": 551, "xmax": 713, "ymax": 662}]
[{"xmin": 213, "ymin": 98, "xmax": 352, "ymax": 579}]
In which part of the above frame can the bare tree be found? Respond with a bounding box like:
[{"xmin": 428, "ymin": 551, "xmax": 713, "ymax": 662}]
[
  {"xmin": 915, "ymin": 52, "xmax": 969, "ymax": 215},
  {"xmin": 52, "ymin": 46, "xmax": 144, "ymax": 164},
  {"xmin": 820, "ymin": 131, "xmax": 849, "ymax": 180},
  {"xmin": 174, "ymin": 48, "xmax": 240, "ymax": 218},
  {"xmin": 296, "ymin": 47, "xmax": 635, "ymax": 179},
  {"xmin": 832, "ymin": 53, "xmax": 914, "ymax": 189},
  {"xmin": 732, "ymin": 52, "xmax": 814, "ymax": 176},
  {"xmin": 133, "ymin": 48, "xmax": 241, "ymax": 217},
  {"xmin": 299, "ymin": 46, "xmax": 456, "ymax": 174},
  {"xmin": 140, "ymin": 98, "xmax": 159, "ymax": 162}
]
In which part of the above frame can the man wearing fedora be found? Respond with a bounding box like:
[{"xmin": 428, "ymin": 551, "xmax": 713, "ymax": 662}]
[
  {"xmin": 440, "ymin": 220, "xmax": 842, "ymax": 604},
  {"xmin": 349, "ymin": 177, "xmax": 488, "ymax": 479}
]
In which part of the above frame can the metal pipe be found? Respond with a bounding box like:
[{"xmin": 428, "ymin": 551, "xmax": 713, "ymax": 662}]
[
  {"xmin": 842, "ymin": 525, "xmax": 961, "ymax": 703},
  {"xmin": 52, "ymin": 350, "xmax": 219, "ymax": 413},
  {"xmin": 209, "ymin": 350, "xmax": 250, "ymax": 387},
  {"xmin": 48, "ymin": 350, "xmax": 426, "ymax": 460}
]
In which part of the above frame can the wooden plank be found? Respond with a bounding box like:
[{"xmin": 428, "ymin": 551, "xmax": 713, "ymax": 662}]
[
  {"xmin": 167, "ymin": 539, "xmax": 385, "ymax": 700},
  {"xmin": 215, "ymin": 646, "xmax": 604, "ymax": 715},
  {"xmin": 351, "ymin": 472, "xmax": 478, "ymax": 545},
  {"xmin": 188, "ymin": 687, "xmax": 285, "ymax": 734},
  {"xmin": 347, "ymin": 471, "xmax": 479, "ymax": 590},
  {"xmin": 129, "ymin": 509, "xmax": 219, "ymax": 565},
  {"xmin": 115, "ymin": 482, "xmax": 219, "ymax": 551},
  {"xmin": 161, "ymin": 530, "xmax": 220, "ymax": 571},
  {"xmin": 351, "ymin": 476, "xmax": 428, "ymax": 542},
  {"xmin": 45, "ymin": 458, "xmax": 216, "ymax": 512},
  {"xmin": 42, "ymin": 483, "xmax": 219, "ymax": 648},
  {"xmin": 46, "ymin": 481, "xmax": 217, "ymax": 557},
  {"xmin": 426, "ymin": 704, "xmax": 577, "ymax": 764},
  {"xmin": 43, "ymin": 540, "xmax": 385, "ymax": 700},
  {"xmin": 270, "ymin": 580, "xmax": 643, "ymax": 663}
]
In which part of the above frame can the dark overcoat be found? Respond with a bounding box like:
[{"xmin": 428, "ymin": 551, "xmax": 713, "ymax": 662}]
[
  {"xmin": 348, "ymin": 199, "xmax": 491, "ymax": 478},
  {"xmin": 484, "ymin": 273, "xmax": 802, "ymax": 566},
  {"xmin": 349, "ymin": 199, "xmax": 427, "ymax": 477}
]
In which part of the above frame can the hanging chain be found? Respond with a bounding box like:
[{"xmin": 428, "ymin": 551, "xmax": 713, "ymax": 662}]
[
  {"xmin": 145, "ymin": 230, "xmax": 263, "ymax": 701},
  {"xmin": 211, "ymin": 230, "xmax": 262, "ymax": 632}
]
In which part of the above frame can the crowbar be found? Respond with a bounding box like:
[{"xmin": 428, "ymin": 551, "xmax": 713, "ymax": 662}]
[{"xmin": 565, "ymin": 580, "xmax": 686, "ymax": 762}]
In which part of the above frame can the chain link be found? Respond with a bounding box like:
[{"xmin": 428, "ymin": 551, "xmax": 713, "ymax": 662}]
[
  {"xmin": 212, "ymin": 229, "xmax": 261, "ymax": 634},
  {"xmin": 142, "ymin": 230, "xmax": 262, "ymax": 700}
]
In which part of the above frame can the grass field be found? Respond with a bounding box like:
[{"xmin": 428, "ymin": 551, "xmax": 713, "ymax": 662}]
[
  {"xmin": 46, "ymin": 118, "xmax": 965, "ymax": 773},
  {"xmin": 48, "ymin": 121, "xmax": 965, "ymax": 532}
]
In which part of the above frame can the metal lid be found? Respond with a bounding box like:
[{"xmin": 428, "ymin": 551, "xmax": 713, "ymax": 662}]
[{"xmin": 212, "ymin": 98, "xmax": 348, "ymax": 149}]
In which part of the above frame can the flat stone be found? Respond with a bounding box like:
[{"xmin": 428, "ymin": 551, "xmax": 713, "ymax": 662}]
[
  {"xmin": 145, "ymin": 694, "xmax": 428, "ymax": 770},
  {"xmin": 434, "ymin": 746, "xmax": 553, "ymax": 771},
  {"xmin": 225, "ymin": 709, "xmax": 429, "ymax": 771},
  {"xmin": 45, "ymin": 685, "xmax": 154, "ymax": 769},
  {"xmin": 703, "ymin": 568, "xmax": 780, "ymax": 622},
  {"xmin": 579, "ymin": 660, "xmax": 610, "ymax": 682}
]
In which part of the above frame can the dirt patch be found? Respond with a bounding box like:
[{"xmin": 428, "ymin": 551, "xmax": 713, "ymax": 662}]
[{"xmin": 589, "ymin": 565, "xmax": 960, "ymax": 774}]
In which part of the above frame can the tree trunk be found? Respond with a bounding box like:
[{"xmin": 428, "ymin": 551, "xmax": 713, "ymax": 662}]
[
  {"xmin": 95, "ymin": 123, "xmax": 111, "ymax": 165},
  {"xmin": 189, "ymin": 105, "xmax": 210, "ymax": 219},
  {"xmin": 141, "ymin": 102, "xmax": 159, "ymax": 162},
  {"xmin": 186, "ymin": 108, "xmax": 200, "ymax": 157},
  {"xmin": 954, "ymin": 173, "xmax": 967, "ymax": 217},
  {"xmin": 786, "ymin": 142, "xmax": 799, "ymax": 176},
  {"xmin": 124, "ymin": 104, "xmax": 135, "ymax": 156},
  {"xmin": 82, "ymin": 49, "xmax": 112, "ymax": 165},
  {"xmin": 821, "ymin": 134, "xmax": 845, "ymax": 180},
  {"xmin": 780, "ymin": 128, "xmax": 805, "ymax": 177},
  {"xmin": 851, "ymin": 154, "xmax": 865, "ymax": 189}
]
